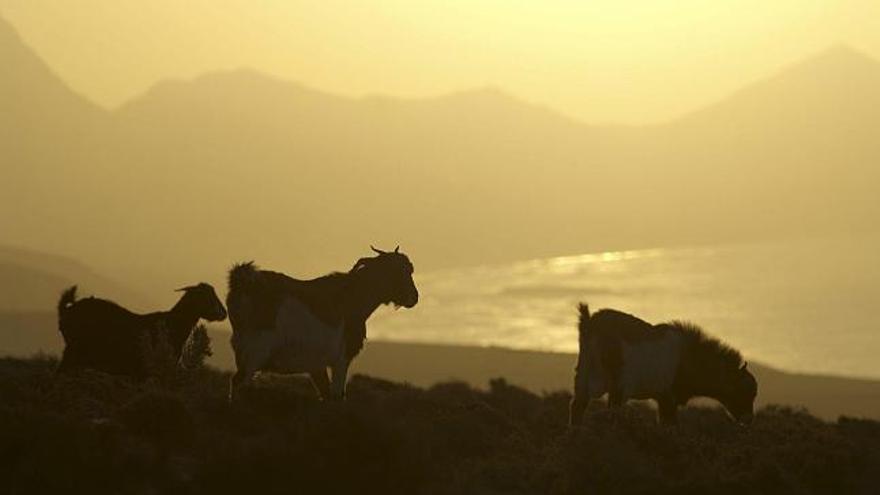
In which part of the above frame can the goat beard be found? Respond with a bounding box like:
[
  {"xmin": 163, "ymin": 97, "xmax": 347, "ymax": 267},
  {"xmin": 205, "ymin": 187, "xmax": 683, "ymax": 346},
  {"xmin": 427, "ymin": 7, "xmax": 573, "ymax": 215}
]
[{"xmin": 382, "ymin": 300, "xmax": 402, "ymax": 310}]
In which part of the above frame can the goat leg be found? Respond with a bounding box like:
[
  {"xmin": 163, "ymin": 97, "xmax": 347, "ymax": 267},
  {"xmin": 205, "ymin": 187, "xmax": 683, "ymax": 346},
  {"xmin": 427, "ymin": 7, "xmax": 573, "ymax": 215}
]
[{"xmin": 309, "ymin": 368, "xmax": 332, "ymax": 400}]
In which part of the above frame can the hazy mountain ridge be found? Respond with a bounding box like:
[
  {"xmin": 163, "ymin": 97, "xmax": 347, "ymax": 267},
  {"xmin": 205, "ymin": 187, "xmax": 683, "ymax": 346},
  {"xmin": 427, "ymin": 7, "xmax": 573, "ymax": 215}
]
[
  {"xmin": 0, "ymin": 245, "xmax": 153, "ymax": 312},
  {"xmin": 0, "ymin": 16, "xmax": 106, "ymax": 128},
  {"xmin": 674, "ymin": 45, "xmax": 880, "ymax": 126},
  {"xmin": 2, "ymin": 15, "xmax": 880, "ymax": 293}
]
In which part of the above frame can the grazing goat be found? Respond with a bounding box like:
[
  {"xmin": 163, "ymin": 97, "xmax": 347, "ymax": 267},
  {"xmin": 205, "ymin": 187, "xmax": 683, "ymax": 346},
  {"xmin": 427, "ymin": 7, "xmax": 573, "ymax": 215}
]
[
  {"xmin": 569, "ymin": 304, "xmax": 757, "ymax": 426},
  {"xmin": 56, "ymin": 283, "xmax": 227, "ymax": 377},
  {"xmin": 226, "ymin": 246, "xmax": 418, "ymax": 402}
]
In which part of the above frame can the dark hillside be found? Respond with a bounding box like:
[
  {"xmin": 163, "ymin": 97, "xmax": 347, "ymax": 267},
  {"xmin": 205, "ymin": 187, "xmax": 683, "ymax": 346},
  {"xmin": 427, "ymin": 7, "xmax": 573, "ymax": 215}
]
[{"xmin": 1, "ymin": 357, "xmax": 878, "ymax": 494}]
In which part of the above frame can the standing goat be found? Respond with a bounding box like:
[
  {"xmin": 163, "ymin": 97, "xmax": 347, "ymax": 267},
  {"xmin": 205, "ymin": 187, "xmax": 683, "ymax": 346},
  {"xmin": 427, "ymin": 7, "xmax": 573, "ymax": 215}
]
[
  {"xmin": 226, "ymin": 246, "xmax": 419, "ymax": 402},
  {"xmin": 56, "ymin": 283, "xmax": 227, "ymax": 377},
  {"xmin": 569, "ymin": 304, "xmax": 757, "ymax": 426}
]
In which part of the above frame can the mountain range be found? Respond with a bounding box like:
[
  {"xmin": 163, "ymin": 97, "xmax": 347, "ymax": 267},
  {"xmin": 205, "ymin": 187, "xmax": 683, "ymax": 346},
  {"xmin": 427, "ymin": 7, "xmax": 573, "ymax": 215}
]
[
  {"xmin": 0, "ymin": 244, "xmax": 153, "ymax": 313},
  {"xmin": 2, "ymin": 15, "xmax": 879, "ymax": 294}
]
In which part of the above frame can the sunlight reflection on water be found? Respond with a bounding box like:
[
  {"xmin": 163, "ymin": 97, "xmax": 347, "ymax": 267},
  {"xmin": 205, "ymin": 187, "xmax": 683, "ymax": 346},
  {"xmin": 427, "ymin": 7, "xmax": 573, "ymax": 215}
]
[{"xmin": 371, "ymin": 234, "xmax": 880, "ymax": 379}]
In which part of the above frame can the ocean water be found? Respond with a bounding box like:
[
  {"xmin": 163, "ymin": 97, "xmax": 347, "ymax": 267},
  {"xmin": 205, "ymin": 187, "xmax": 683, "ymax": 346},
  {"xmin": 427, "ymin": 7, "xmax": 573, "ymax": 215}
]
[{"xmin": 369, "ymin": 234, "xmax": 880, "ymax": 379}]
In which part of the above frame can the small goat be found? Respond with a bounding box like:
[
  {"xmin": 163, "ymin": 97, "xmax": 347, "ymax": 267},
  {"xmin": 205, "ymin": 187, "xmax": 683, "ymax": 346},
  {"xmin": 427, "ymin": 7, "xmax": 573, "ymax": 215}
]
[{"xmin": 56, "ymin": 283, "xmax": 227, "ymax": 377}]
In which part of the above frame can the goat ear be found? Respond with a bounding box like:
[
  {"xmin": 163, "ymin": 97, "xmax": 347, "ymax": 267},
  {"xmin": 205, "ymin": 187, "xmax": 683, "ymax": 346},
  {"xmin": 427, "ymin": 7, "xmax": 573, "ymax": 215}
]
[{"xmin": 351, "ymin": 257, "xmax": 371, "ymax": 272}]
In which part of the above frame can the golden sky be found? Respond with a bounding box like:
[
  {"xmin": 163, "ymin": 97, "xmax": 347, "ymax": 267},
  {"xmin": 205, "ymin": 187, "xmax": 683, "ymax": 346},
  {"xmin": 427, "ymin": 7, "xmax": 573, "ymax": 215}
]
[{"xmin": 2, "ymin": 0, "xmax": 880, "ymax": 124}]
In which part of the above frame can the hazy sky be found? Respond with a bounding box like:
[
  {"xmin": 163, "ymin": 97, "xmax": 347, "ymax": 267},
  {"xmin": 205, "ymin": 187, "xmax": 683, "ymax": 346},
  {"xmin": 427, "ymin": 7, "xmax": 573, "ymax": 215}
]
[{"xmin": 3, "ymin": 0, "xmax": 880, "ymax": 123}]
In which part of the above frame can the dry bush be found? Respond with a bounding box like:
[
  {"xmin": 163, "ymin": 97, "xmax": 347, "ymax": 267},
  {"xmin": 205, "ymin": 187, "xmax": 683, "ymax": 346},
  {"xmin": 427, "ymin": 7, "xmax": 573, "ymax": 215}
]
[{"xmin": 180, "ymin": 324, "xmax": 212, "ymax": 371}]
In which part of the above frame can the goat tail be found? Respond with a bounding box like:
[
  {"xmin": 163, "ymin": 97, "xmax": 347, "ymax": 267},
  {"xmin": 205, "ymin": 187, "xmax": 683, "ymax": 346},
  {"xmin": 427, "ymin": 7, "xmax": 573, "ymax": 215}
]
[
  {"xmin": 577, "ymin": 302, "xmax": 591, "ymax": 350},
  {"xmin": 57, "ymin": 285, "xmax": 77, "ymax": 341},
  {"xmin": 227, "ymin": 262, "xmax": 260, "ymax": 337},
  {"xmin": 58, "ymin": 285, "xmax": 77, "ymax": 317},
  {"xmin": 228, "ymin": 261, "xmax": 259, "ymax": 293}
]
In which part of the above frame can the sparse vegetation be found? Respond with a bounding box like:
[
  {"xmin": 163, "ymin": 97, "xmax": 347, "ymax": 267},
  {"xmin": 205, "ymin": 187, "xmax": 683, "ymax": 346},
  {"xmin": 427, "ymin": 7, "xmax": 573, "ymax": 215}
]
[
  {"xmin": 0, "ymin": 355, "xmax": 877, "ymax": 494},
  {"xmin": 179, "ymin": 324, "xmax": 213, "ymax": 372}
]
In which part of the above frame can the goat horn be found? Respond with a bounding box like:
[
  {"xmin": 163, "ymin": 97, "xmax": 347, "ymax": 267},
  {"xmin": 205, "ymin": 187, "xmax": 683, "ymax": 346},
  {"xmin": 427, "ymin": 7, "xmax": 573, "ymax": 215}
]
[
  {"xmin": 175, "ymin": 285, "xmax": 196, "ymax": 292},
  {"xmin": 370, "ymin": 245, "xmax": 387, "ymax": 255},
  {"xmin": 394, "ymin": 245, "xmax": 400, "ymax": 253}
]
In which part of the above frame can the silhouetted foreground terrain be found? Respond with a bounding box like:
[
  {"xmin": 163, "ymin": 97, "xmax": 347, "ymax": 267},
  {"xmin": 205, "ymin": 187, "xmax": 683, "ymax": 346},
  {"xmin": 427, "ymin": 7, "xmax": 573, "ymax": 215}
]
[
  {"xmin": 4, "ymin": 314, "xmax": 880, "ymax": 420},
  {"xmin": 1, "ymin": 356, "xmax": 878, "ymax": 494}
]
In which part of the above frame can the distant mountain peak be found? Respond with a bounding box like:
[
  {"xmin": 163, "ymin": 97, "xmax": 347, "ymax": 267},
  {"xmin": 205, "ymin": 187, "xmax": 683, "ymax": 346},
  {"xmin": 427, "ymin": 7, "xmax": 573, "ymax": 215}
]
[
  {"xmin": 438, "ymin": 86, "xmax": 513, "ymax": 101},
  {"xmin": 766, "ymin": 43, "xmax": 880, "ymax": 89},
  {"xmin": 0, "ymin": 14, "xmax": 104, "ymax": 117},
  {"xmin": 424, "ymin": 85, "xmax": 582, "ymax": 126},
  {"xmin": 788, "ymin": 44, "xmax": 880, "ymax": 75},
  {"xmin": 813, "ymin": 43, "xmax": 873, "ymax": 60},
  {"xmin": 0, "ymin": 13, "xmax": 17, "ymax": 36},
  {"xmin": 674, "ymin": 43, "xmax": 880, "ymax": 125},
  {"xmin": 192, "ymin": 68, "xmax": 311, "ymax": 89},
  {"xmin": 0, "ymin": 14, "xmax": 33, "ymax": 57},
  {"xmin": 133, "ymin": 68, "xmax": 312, "ymax": 95},
  {"xmin": 119, "ymin": 68, "xmax": 583, "ymax": 128},
  {"xmin": 119, "ymin": 68, "xmax": 350, "ymax": 111}
]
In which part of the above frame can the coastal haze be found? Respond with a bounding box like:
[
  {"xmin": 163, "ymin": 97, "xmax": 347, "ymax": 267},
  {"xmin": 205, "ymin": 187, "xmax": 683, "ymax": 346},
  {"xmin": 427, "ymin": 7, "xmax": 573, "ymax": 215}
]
[{"xmin": 2, "ymin": 3, "xmax": 880, "ymax": 412}]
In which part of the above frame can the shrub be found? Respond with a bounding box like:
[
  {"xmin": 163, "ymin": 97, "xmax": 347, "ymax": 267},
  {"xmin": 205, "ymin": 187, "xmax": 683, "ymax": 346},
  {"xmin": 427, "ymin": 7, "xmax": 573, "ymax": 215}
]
[
  {"xmin": 138, "ymin": 322, "xmax": 178, "ymax": 386},
  {"xmin": 180, "ymin": 324, "xmax": 212, "ymax": 371}
]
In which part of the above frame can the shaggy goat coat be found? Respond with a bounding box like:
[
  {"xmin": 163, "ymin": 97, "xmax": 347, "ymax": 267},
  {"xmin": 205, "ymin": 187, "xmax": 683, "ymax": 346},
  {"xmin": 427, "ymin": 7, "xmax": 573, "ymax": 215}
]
[
  {"xmin": 570, "ymin": 304, "xmax": 757, "ymax": 426},
  {"xmin": 226, "ymin": 265, "xmax": 354, "ymax": 376}
]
